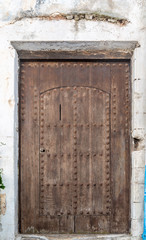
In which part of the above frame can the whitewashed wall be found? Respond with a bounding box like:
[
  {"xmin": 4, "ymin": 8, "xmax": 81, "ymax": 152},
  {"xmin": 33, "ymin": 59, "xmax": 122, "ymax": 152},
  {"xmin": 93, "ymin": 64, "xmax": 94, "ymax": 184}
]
[{"xmin": 0, "ymin": 0, "xmax": 146, "ymax": 239}]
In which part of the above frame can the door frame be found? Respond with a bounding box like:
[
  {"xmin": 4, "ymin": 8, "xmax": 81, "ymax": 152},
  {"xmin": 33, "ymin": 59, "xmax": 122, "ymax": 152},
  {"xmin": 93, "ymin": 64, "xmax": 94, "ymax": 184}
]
[{"xmin": 12, "ymin": 41, "xmax": 139, "ymax": 237}]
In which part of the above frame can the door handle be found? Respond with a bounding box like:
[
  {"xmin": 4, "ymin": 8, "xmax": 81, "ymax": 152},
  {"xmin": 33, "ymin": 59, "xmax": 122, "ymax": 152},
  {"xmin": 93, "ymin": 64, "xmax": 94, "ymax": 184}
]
[{"xmin": 40, "ymin": 148, "xmax": 45, "ymax": 153}]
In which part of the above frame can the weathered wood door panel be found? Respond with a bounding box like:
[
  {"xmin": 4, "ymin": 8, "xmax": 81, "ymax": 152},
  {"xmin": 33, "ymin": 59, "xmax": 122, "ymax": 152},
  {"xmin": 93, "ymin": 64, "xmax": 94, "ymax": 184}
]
[{"xmin": 20, "ymin": 61, "xmax": 130, "ymax": 234}]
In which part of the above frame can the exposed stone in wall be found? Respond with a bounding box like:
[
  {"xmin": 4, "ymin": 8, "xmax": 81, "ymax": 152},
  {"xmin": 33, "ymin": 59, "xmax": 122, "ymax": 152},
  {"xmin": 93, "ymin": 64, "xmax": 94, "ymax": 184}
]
[
  {"xmin": 0, "ymin": 12, "xmax": 129, "ymax": 27},
  {"xmin": 14, "ymin": 12, "xmax": 129, "ymax": 26},
  {"xmin": 0, "ymin": 0, "xmax": 134, "ymax": 26},
  {"xmin": 0, "ymin": 194, "xmax": 6, "ymax": 215}
]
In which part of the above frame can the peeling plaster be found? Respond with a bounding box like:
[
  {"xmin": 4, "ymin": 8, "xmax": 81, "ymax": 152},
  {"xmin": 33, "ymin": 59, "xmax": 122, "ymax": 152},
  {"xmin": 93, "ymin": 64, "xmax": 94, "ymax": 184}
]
[
  {"xmin": 0, "ymin": 0, "xmax": 133, "ymax": 25},
  {"xmin": 134, "ymin": 137, "xmax": 144, "ymax": 151},
  {"xmin": 0, "ymin": 194, "xmax": 6, "ymax": 215},
  {"xmin": 0, "ymin": 12, "xmax": 129, "ymax": 29}
]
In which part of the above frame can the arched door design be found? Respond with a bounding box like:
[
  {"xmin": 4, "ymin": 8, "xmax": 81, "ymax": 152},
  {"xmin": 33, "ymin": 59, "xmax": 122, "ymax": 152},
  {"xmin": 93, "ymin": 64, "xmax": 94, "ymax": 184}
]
[{"xmin": 20, "ymin": 61, "xmax": 130, "ymax": 234}]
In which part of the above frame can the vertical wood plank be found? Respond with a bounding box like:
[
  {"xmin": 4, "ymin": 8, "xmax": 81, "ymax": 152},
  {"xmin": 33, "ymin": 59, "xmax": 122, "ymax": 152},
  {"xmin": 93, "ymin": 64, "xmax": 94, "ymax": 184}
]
[
  {"xmin": 110, "ymin": 62, "xmax": 130, "ymax": 233},
  {"xmin": 20, "ymin": 62, "xmax": 40, "ymax": 232}
]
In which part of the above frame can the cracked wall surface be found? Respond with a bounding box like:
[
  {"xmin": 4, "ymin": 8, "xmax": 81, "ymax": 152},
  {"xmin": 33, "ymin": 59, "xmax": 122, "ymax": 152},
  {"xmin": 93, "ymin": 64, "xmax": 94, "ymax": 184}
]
[
  {"xmin": 0, "ymin": 0, "xmax": 134, "ymax": 22},
  {"xmin": 0, "ymin": 0, "xmax": 146, "ymax": 240}
]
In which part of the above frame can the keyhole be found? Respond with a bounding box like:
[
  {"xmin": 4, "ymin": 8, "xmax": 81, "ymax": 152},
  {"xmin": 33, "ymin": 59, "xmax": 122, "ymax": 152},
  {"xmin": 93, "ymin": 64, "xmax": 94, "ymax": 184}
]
[{"xmin": 59, "ymin": 104, "xmax": 61, "ymax": 121}]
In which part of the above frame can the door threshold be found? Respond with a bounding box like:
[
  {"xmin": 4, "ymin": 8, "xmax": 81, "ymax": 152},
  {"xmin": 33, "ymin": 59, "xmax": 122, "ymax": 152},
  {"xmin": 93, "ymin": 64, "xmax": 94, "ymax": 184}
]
[{"xmin": 16, "ymin": 234, "xmax": 134, "ymax": 240}]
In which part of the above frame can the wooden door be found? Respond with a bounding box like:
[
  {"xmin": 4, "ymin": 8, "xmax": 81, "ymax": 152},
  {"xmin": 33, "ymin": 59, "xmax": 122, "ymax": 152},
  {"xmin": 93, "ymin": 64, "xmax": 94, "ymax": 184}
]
[{"xmin": 20, "ymin": 61, "xmax": 131, "ymax": 234}]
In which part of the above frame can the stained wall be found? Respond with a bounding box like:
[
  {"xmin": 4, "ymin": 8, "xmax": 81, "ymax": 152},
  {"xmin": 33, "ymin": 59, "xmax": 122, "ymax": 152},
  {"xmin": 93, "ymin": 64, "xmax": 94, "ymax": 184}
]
[{"xmin": 0, "ymin": 0, "xmax": 146, "ymax": 239}]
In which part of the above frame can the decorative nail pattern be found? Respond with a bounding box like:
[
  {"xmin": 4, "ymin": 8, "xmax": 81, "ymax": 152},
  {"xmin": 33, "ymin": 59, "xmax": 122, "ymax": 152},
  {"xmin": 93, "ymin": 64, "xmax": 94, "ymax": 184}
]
[
  {"xmin": 20, "ymin": 67, "xmax": 25, "ymax": 122},
  {"xmin": 112, "ymin": 87, "xmax": 117, "ymax": 132},
  {"xmin": 39, "ymin": 94, "xmax": 45, "ymax": 215},
  {"xmin": 104, "ymin": 94, "xmax": 111, "ymax": 215},
  {"xmin": 73, "ymin": 87, "xmax": 78, "ymax": 214},
  {"xmin": 125, "ymin": 65, "xmax": 130, "ymax": 136},
  {"xmin": 39, "ymin": 86, "xmax": 112, "ymax": 217}
]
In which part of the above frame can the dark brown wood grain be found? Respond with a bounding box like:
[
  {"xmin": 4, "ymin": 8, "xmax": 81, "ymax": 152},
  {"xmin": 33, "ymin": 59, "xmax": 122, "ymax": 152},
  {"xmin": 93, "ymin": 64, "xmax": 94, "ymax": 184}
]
[
  {"xmin": 18, "ymin": 50, "xmax": 133, "ymax": 60},
  {"xmin": 20, "ymin": 61, "xmax": 131, "ymax": 234},
  {"xmin": 110, "ymin": 62, "xmax": 131, "ymax": 233}
]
